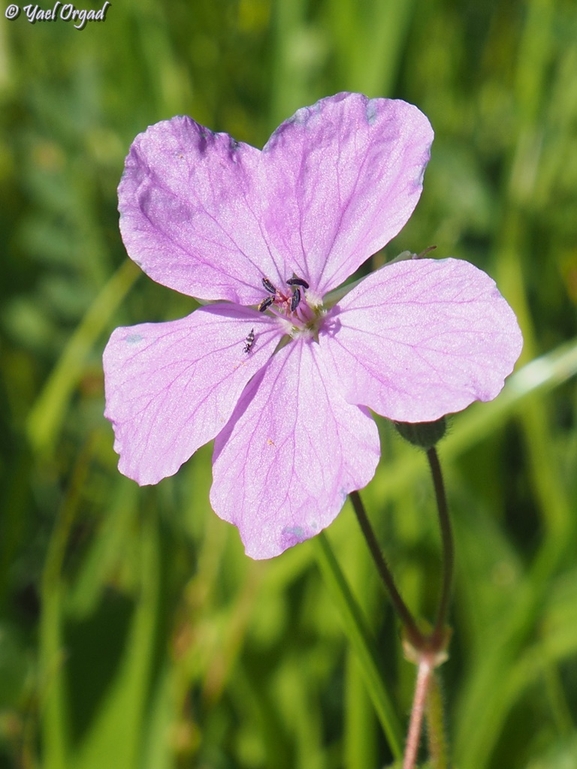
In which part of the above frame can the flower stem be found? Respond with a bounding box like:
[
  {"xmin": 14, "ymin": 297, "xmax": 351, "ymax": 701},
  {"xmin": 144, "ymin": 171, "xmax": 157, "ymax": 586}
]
[
  {"xmin": 426, "ymin": 671, "xmax": 449, "ymax": 769},
  {"xmin": 350, "ymin": 449, "xmax": 453, "ymax": 768},
  {"xmin": 426, "ymin": 447, "xmax": 454, "ymax": 640},
  {"xmin": 402, "ymin": 656, "xmax": 434, "ymax": 769},
  {"xmin": 349, "ymin": 490, "xmax": 422, "ymax": 647}
]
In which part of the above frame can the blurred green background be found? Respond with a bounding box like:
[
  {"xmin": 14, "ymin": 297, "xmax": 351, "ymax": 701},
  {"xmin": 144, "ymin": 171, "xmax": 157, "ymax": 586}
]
[{"xmin": 1, "ymin": 0, "xmax": 577, "ymax": 767}]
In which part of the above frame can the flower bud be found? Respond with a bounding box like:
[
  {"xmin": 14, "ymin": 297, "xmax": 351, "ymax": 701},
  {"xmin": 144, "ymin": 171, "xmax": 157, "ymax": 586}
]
[{"xmin": 393, "ymin": 417, "xmax": 447, "ymax": 449}]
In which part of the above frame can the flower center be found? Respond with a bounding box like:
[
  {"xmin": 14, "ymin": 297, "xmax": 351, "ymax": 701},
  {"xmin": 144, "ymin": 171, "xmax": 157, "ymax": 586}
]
[{"xmin": 258, "ymin": 275, "xmax": 326, "ymax": 338}]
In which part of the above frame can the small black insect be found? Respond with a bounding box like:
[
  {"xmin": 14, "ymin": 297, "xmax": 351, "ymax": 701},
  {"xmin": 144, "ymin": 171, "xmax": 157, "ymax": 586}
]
[
  {"xmin": 262, "ymin": 277, "xmax": 277, "ymax": 294},
  {"xmin": 258, "ymin": 295, "xmax": 274, "ymax": 312},
  {"xmin": 286, "ymin": 277, "xmax": 310, "ymax": 289},
  {"xmin": 290, "ymin": 287, "xmax": 301, "ymax": 312},
  {"xmin": 243, "ymin": 328, "xmax": 255, "ymax": 353}
]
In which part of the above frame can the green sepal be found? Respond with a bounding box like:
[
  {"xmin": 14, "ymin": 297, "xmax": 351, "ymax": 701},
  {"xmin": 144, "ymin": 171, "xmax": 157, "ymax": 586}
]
[{"xmin": 393, "ymin": 417, "xmax": 447, "ymax": 449}]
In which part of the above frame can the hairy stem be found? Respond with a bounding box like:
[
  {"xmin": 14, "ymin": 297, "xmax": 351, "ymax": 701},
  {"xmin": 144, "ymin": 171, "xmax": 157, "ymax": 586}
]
[
  {"xmin": 426, "ymin": 447, "xmax": 454, "ymax": 640},
  {"xmin": 349, "ymin": 490, "xmax": 422, "ymax": 647},
  {"xmin": 403, "ymin": 656, "xmax": 434, "ymax": 769},
  {"xmin": 426, "ymin": 671, "xmax": 449, "ymax": 769}
]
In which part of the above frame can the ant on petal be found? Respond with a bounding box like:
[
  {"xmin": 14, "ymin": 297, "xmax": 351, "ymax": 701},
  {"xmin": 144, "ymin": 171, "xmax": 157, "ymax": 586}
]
[{"xmin": 243, "ymin": 328, "xmax": 255, "ymax": 353}]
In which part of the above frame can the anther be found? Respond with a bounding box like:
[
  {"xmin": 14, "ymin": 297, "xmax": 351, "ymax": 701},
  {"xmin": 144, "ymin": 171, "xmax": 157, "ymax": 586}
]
[
  {"xmin": 286, "ymin": 277, "xmax": 309, "ymax": 289},
  {"xmin": 258, "ymin": 295, "xmax": 274, "ymax": 312},
  {"xmin": 262, "ymin": 277, "xmax": 277, "ymax": 294},
  {"xmin": 290, "ymin": 287, "xmax": 301, "ymax": 312}
]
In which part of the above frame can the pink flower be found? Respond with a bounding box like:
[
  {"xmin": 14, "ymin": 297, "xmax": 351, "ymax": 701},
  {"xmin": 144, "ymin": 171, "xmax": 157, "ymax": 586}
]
[{"xmin": 103, "ymin": 93, "xmax": 522, "ymax": 559}]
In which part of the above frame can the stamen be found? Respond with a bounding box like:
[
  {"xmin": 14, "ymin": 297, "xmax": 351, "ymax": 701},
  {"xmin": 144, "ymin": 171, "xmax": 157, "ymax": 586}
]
[
  {"xmin": 286, "ymin": 277, "xmax": 310, "ymax": 289},
  {"xmin": 290, "ymin": 287, "xmax": 301, "ymax": 312},
  {"xmin": 258, "ymin": 295, "xmax": 274, "ymax": 312},
  {"xmin": 262, "ymin": 277, "xmax": 277, "ymax": 294}
]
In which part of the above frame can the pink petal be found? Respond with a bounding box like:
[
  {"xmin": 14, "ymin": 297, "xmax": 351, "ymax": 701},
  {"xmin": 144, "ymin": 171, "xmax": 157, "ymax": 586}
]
[
  {"xmin": 210, "ymin": 340, "xmax": 380, "ymax": 559},
  {"xmin": 103, "ymin": 305, "xmax": 281, "ymax": 484},
  {"xmin": 119, "ymin": 95, "xmax": 433, "ymax": 303},
  {"xmin": 261, "ymin": 93, "xmax": 433, "ymax": 294},
  {"xmin": 119, "ymin": 117, "xmax": 278, "ymax": 304},
  {"xmin": 320, "ymin": 258, "xmax": 523, "ymax": 422}
]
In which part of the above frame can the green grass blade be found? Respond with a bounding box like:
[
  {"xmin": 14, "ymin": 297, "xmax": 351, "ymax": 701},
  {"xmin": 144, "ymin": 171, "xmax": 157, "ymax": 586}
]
[
  {"xmin": 313, "ymin": 532, "xmax": 404, "ymax": 760},
  {"xmin": 73, "ymin": 509, "xmax": 159, "ymax": 769},
  {"xmin": 26, "ymin": 259, "xmax": 139, "ymax": 454}
]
